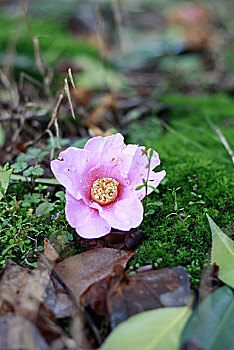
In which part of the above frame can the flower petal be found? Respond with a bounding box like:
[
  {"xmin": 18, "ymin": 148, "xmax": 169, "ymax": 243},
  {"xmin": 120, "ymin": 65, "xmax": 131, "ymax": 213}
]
[
  {"xmin": 84, "ymin": 133, "xmax": 125, "ymax": 157},
  {"xmin": 65, "ymin": 191, "xmax": 111, "ymax": 238},
  {"xmin": 127, "ymin": 147, "xmax": 162, "ymax": 190},
  {"xmin": 136, "ymin": 170, "xmax": 166, "ymax": 200},
  {"xmin": 51, "ymin": 147, "xmax": 98, "ymax": 201},
  {"xmin": 99, "ymin": 195, "xmax": 144, "ymax": 231}
]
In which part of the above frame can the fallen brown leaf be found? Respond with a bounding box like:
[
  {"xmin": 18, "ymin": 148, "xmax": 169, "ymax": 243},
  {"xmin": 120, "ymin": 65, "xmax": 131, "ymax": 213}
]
[
  {"xmin": 0, "ymin": 259, "xmax": 92, "ymax": 349},
  {"xmin": 54, "ymin": 248, "xmax": 135, "ymax": 306},
  {"xmin": 0, "ymin": 259, "xmax": 56, "ymax": 320},
  {"xmin": 81, "ymin": 265, "xmax": 190, "ymax": 330}
]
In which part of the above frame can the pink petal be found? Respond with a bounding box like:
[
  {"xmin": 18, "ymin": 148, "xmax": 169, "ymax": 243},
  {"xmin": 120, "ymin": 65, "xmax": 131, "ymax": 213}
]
[
  {"xmin": 65, "ymin": 191, "xmax": 111, "ymax": 238},
  {"xmin": 121, "ymin": 144, "xmax": 139, "ymax": 176},
  {"xmin": 136, "ymin": 170, "xmax": 166, "ymax": 200},
  {"xmin": 51, "ymin": 147, "xmax": 98, "ymax": 202},
  {"xmin": 84, "ymin": 133, "xmax": 124, "ymax": 156},
  {"xmin": 98, "ymin": 194, "xmax": 144, "ymax": 231},
  {"xmin": 127, "ymin": 147, "xmax": 163, "ymax": 189},
  {"xmin": 85, "ymin": 134, "xmax": 127, "ymax": 174}
]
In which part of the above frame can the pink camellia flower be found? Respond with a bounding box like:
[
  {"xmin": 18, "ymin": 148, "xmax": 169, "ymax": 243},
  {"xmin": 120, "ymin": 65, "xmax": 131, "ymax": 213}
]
[{"xmin": 51, "ymin": 133, "xmax": 166, "ymax": 239}]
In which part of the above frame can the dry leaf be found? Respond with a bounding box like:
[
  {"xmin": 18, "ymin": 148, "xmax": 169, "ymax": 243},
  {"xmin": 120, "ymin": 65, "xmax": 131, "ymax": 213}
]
[
  {"xmin": 0, "ymin": 260, "xmax": 56, "ymax": 320},
  {"xmin": 43, "ymin": 238, "xmax": 62, "ymax": 263},
  {"xmin": 81, "ymin": 265, "xmax": 190, "ymax": 330},
  {"xmin": 54, "ymin": 248, "xmax": 135, "ymax": 306}
]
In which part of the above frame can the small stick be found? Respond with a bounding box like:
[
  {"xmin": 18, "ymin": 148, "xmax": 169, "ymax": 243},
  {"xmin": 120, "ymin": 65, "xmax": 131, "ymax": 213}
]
[
  {"xmin": 64, "ymin": 77, "xmax": 76, "ymax": 119},
  {"xmin": 46, "ymin": 129, "xmax": 55, "ymax": 161},
  {"xmin": 213, "ymin": 125, "xmax": 234, "ymax": 165},
  {"xmin": 68, "ymin": 68, "xmax": 78, "ymax": 95},
  {"xmin": 47, "ymin": 93, "xmax": 64, "ymax": 129},
  {"xmin": 19, "ymin": 72, "xmax": 44, "ymax": 91}
]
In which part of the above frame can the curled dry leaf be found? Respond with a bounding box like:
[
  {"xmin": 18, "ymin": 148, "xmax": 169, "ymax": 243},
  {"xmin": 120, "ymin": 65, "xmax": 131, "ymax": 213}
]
[
  {"xmin": 81, "ymin": 265, "xmax": 190, "ymax": 330},
  {"xmin": 54, "ymin": 248, "xmax": 135, "ymax": 306},
  {"xmin": 43, "ymin": 238, "xmax": 62, "ymax": 263}
]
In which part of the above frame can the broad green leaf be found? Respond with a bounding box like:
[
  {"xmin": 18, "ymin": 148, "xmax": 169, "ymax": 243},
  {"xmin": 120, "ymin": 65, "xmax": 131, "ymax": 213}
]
[
  {"xmin": 0, "ymin": 168, "xmax": 13, "ymax": 200},
  {"xmin": 100, "ymin": 306, "xmax": 191, "ymax": 350},
  {"xmin": 207, "ymin": 214, "xmax": 234, "ymax": 288},
  {"xmin": 181, "ymin": 286, "xmax": 234, "ymax": 350}
]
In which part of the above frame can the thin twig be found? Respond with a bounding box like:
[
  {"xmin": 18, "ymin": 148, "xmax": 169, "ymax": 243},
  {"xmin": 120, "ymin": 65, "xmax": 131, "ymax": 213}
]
[
  {"xmin": 68, "ymin": 68, "xmax": 78, "ymax": 95},
  {"xmin": 212, "ymin": 125, "xmax": 234, "ymax": 165},
  {"xmin": 47, "ymin": 93, "xmax": 64, "ymax": 129},
  {"xmin": 46, "ymin": 129, "xmax": 55, "ymax": 161},
  {"xmin": 54, "ymin": 118, "xmax": 61, "ymax": 149},
  {"xmin": 12, "ymin": 112, "xmax": 26, "ymax": 143},
  {"xmin": 64, "ymin": 77, "xmax": 76, "ymax": 119},
  {"xmin": 19, "ymin": 72, "xmax": 44, "ymax": 91}
]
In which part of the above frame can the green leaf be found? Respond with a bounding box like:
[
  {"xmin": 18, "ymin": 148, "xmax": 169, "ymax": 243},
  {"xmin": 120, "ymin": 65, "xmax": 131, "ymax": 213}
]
[
  {"xmin": 100, "ymin": 306, "xmax": 191, "ymax": 350},
  {"xmin": 0, "ymin": 168, "xmax": 13, "ymax": 200},
  {"xmin": 23, "ymin": 166, "xmax": 34, "ymax": 177},
  {"xmin": 135, "ymin": 185, "xmax": 144, "ymax": 191},
  {"xmin": 11, "ymin": 161, "xmax": 28, "ymax": 173},
  {"xmin": 181, "ymin": 286, "xmax": 234, "ymax": 350},
  {"xmin": 148, "ymin": 186, "xmax": 160, "ymax": 193},
  {"xmin": 55, "ymin": 191, "xmax": 65, "ymax": 201},
  {"xmin": 31, "ymin": 165, "xmax": 44, "ymax": 176},
  {"xmin": 35, "ymin": 202, "xmax": 55, "ymax": 217},
  {"xmin": 207, "ymin": 214, "xmax": 234, "ymax": 288}
]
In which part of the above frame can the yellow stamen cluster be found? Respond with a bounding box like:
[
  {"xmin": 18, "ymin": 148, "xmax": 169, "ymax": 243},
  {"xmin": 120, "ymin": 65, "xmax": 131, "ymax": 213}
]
[{"xmin": 91, "ymin": 177, "xmax": 119, "ymax": 205}]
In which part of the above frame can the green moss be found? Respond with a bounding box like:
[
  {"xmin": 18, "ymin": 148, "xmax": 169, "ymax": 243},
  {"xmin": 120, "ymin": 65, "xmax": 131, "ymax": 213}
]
[
  {"xmin": 128, "ymin": 94, "xmax": 234, "ymax": 285},
  {"xmin": 0, "ymin": 13, "xmax": 99, "ymax": 78}
]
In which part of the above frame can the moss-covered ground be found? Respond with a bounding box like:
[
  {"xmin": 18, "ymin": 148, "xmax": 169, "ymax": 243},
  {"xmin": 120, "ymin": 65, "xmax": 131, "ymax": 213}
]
[
  {"xmin": 1, "ymin": 94, "xmax": 233, "ymax": 285},
  {"xmin": 128, "ymin": 94, "xmax": 234, "ymax": 285}
]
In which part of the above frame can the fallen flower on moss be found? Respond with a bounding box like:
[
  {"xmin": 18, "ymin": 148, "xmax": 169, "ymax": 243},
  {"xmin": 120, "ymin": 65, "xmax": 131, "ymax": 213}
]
[{"xmin": 51, "ymin": 133, "xmax": 165, "ymax": 238}]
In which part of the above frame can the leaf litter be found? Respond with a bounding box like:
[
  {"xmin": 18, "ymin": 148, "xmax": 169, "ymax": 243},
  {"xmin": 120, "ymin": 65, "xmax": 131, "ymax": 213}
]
[{"xmin": 0, "ymin": 246, "xmax": 192, "ymax": 349}]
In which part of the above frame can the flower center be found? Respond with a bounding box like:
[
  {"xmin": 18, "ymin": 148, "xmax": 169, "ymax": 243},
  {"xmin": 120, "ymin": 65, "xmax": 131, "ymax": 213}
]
[{"xmin": 91, "ymin": 177, "xmax": 119, "ymax": 205}]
